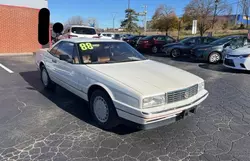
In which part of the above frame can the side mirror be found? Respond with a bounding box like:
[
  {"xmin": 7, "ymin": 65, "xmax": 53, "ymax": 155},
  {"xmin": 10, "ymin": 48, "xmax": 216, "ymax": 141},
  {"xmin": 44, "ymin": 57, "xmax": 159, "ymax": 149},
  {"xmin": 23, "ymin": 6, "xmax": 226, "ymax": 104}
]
[{"xmin": 59, "ymin": 55, "xmax": 73, "ymax": 63}]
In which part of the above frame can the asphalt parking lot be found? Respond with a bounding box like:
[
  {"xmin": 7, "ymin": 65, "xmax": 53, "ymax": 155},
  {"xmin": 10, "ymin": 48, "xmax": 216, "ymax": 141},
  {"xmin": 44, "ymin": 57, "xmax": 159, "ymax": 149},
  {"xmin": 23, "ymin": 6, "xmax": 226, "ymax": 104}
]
[{"xmin": 1, "ymin": 55, "xmax": 250, "ymax": 161}]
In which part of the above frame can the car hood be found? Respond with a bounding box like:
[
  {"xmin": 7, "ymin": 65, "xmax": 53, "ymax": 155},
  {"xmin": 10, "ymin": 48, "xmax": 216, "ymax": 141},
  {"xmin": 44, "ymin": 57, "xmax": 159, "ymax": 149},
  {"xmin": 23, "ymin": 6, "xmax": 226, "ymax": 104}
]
[
  {"xmin": 228, "ymin": 46, "xmax": 250, "ymax": 55},
  {"xmin": 87, "ymin": 60, "xmax": 203, "ymax": 96}
]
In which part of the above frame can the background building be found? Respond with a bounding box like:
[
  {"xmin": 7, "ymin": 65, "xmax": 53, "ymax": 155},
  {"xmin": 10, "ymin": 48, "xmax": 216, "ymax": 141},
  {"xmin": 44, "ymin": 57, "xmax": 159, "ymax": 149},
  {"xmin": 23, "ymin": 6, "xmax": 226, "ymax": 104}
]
[{"xmin": 0, "ymin": 0, "xmax": 48, "ymax": 53}]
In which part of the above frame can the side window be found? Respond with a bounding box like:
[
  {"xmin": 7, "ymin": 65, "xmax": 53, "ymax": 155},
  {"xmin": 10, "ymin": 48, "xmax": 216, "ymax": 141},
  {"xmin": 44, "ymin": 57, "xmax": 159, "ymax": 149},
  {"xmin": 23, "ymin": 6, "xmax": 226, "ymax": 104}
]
[
  {"xmin": 155, "ymin": 36, "xmax": 166, "ymax": 41},
  {"xmin": 166, "ymin": 36, "xmax": 175, "ymax": 43},
  {"xmin": 195, "ymin": 37, "xmax": 201, "ymax": 44},
  {"xmin": 49, "ymin": 42, "xmax": 61, "ymax": 55},
  {"xmin": 187, "ymin": 38, "xmax": 196, "ymax": 44},
  {"xmin": 203, "ymin": 38, "xmax": 215, "ymax": 44},
  {"xmin": 56, "ymin": 42, "xmax": 79, "ymax": 64}
]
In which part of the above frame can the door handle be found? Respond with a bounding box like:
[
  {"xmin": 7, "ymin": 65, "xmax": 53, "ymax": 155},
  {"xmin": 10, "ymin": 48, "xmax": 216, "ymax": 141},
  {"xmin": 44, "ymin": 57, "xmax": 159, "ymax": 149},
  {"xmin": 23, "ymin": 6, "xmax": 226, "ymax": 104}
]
[{"xmin": 52, "ymin": 59, "xmax": 57, "ymax": 63}]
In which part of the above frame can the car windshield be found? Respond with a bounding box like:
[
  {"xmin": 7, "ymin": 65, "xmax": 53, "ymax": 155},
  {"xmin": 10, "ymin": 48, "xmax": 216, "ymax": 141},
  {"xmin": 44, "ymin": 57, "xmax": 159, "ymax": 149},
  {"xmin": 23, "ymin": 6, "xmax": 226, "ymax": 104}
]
[
  {"xmin": 71, "ymin": 27, "xmax": 96, "ymax": 35},
  {"xmin": 210, "ymin": 37, "xmax": 233, "ymax": 45},
  {"xmin": 78, "ymin": 41, "xmax": 147, "ymax": 64}
]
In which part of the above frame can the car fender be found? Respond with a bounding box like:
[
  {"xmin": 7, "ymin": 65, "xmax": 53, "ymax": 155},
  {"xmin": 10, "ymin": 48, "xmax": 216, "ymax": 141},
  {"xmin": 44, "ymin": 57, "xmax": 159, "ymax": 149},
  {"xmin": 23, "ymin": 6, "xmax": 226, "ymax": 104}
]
[{"xmin": 87, "ymin": 82, "xmax": 115, "ymax": 100}]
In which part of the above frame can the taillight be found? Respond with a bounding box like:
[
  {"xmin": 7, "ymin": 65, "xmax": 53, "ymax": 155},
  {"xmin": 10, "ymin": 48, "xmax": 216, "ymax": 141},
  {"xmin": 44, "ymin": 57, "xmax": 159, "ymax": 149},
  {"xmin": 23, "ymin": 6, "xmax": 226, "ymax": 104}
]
[
  {"xmin": 143, "ymin": 41, "xmax": 149, "ymax": 43},
  {"xmin": 68, "ymin": 35, "xmax": 78, "ymax": 38}
]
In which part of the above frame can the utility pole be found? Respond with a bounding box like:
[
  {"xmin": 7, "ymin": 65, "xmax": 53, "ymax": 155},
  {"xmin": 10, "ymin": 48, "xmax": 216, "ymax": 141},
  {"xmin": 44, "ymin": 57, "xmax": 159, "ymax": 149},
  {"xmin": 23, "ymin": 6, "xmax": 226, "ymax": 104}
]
[
  {"xmin": 112, "ymin": 13, "xmax": 117, "ymax": 32},
  {"xmin": 128, "ymin": 0, "xmax": 130, "ymax": 9},
  {"xmin": 212, "ymin": 0, "xmax": 219, "ymax": 30},
  {"xmin": 235, "ymin": 0, "xmax": 240, "ymax": 26},
  {"xmin": 142, "ymin": 5, "xmax": 147, "ymax": 35}
]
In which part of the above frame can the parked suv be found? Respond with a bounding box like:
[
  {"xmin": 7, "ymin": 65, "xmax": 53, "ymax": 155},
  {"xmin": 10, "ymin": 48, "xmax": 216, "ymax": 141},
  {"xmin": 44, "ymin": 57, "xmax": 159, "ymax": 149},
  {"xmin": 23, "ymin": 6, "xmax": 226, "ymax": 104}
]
[
  {"xmin": 59, "ymin": 25, "xmax": 99, "ymax": 39},
  {"xmin": 136, "ymin": 35, "xmax": 176, "ymax": 54}
]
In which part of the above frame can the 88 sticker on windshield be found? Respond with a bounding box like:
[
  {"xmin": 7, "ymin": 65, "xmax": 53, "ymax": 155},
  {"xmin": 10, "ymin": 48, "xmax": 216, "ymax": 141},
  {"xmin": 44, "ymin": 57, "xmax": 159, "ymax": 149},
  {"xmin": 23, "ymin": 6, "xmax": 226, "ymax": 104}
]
[{"xmin": 79, "ymin": 43, "xmax": 94, "ymax": 51}]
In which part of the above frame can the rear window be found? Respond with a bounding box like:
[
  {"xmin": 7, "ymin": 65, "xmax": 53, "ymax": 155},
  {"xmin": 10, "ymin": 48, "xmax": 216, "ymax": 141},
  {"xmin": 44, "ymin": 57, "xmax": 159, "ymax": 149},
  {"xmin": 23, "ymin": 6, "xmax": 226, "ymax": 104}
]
[
  {"xmin": 141, "ymin": 36, "xmax": 153, "ymax": 40},
  {"xmin": 71, "ymin": 27, "xmax": 96, "ymax": 35}
]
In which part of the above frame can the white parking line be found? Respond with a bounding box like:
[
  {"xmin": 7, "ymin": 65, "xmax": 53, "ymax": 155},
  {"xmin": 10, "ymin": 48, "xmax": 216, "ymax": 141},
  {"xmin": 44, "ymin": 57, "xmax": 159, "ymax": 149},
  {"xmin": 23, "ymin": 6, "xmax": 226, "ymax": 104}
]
[{"xmin": 0, "ymin": 63, "xmax": 14, "ymax": 73}]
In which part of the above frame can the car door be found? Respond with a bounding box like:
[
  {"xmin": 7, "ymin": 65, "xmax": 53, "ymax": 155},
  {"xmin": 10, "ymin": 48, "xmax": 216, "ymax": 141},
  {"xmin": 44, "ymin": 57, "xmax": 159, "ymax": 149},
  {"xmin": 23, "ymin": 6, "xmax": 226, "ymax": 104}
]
[
  {"xmin": 154, "ymin": 36, "xmax": 167, "ymax": 49},
  {"xmin": 183, "ymin": 37, "xmax": 200, "ymax": 54},
  {"xmin": 45, "ymin": 42, "xmax": 62, "ymax": 81},
  {"xmin": 53, "ymin": 41, "xmax": 80, "ymax": 90}
]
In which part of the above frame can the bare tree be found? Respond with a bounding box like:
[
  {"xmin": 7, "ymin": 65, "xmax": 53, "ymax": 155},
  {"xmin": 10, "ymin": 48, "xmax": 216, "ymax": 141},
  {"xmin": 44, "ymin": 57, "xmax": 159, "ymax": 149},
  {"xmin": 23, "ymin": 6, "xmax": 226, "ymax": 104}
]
[
  {"xmin": 183, "ymin": 0, "xmax": 231, "ymax": 36},
  {"xmin": 87, "ymin": 18, "xmax": 98, "ymax": 28},
  {"xmin": 64, "ymin": 16, "xmax": 87, "ymax": 26},
  {"xmin": 151, "ymin": 5, "xmax": 179, "ymax": 35}
]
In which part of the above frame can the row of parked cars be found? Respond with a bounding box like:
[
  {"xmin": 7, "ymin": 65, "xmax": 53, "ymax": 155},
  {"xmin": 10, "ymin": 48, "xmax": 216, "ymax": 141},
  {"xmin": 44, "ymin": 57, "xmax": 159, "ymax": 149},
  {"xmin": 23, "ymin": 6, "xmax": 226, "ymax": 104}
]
[
  {"xmin": 53, "ymin": 25, "xmax": 249, "ymax": 68},
  {"xmin": 123, "ymin": 34, "xmax": 249, "ymax": 64}
]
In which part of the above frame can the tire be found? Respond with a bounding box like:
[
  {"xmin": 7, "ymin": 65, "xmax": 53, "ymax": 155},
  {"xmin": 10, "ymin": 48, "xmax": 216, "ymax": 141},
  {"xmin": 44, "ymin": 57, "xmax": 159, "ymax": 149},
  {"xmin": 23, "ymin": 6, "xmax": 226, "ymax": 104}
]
[
  {"xmin": 151, "ymin": 46, "xmax": 158, "ymax": 54},
  {"xmin": 208, "ymin": 52, "xmax": 221, "ymax": 64},
  {"xmin": 89, "ymin": 90, "xmax": 119, "ymax": 130},
  {"xmin": 171, "ymin": 49, "xmax": 181, "ymax": 58},
  {"xmin": 40, "ymin": 65, "xmax": 56, "ymax": 90}
]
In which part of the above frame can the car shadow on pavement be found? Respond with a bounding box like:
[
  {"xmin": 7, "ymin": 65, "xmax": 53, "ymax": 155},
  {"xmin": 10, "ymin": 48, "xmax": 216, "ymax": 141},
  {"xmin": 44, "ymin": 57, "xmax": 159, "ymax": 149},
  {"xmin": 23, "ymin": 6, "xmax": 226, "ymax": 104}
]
[
  {"xmin": 198, "ymin": 63, "xmax": 250, "ymax": 74},
  {"xmin": 19, "ymin": 71, "xmax": 140, "ymax": 135},
  {"xmin": 170, "ymin": 56, "xmax": 203, "ymax": 64}
]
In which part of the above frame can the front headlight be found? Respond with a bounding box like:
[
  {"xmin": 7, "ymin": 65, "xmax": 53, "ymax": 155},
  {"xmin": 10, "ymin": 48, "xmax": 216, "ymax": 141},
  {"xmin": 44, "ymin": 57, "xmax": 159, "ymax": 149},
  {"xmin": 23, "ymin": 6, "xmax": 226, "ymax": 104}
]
[
  {"xmin": 198, "ymin": 81, "xmax": 205, "ymax": 92},
  {"xmin": 142, "ymin": 94, "xmax": 166, "ymax": 109}
]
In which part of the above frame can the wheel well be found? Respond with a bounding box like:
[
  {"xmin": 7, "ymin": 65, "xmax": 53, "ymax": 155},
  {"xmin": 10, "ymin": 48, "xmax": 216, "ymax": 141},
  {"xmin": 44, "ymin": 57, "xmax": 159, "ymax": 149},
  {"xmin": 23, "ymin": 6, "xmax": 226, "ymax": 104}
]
[
  {"xmin": 39, "ymin": 62, "xmax": 45, "ymax": 70},
  {"xmin": 88, "ymin": 85, "xmax": 109, "ymax": 101}
]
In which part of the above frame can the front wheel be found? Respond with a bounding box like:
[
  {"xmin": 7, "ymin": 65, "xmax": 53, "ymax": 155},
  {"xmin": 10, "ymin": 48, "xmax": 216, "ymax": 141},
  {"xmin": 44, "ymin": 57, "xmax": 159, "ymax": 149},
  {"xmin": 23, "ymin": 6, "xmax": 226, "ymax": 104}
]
[
  {"xmin": 171, "ymin": 49, "xmax": 181, "ymax": 58},
  {"xmin": 208, "ymin": 52, "xmax": 221, "ymax": 64},
  {"xmin": 40, "ymin": 65, "xmax": 56, "ymax": 90},
  {"xmin": 89, "ymin": 90, "xmax": 119, "ymax": 130}
]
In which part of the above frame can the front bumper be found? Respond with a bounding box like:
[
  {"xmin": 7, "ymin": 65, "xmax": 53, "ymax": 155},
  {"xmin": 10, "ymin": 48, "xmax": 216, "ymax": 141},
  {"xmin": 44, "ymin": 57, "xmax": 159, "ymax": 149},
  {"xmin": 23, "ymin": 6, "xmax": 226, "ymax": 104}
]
[
  {"xmin": 114, "ymin": 90, "xmax": 209, "ymax": 130},
  {"xmin": 223, "ymin": 57, "xmax": 250, "ymax": 70}
]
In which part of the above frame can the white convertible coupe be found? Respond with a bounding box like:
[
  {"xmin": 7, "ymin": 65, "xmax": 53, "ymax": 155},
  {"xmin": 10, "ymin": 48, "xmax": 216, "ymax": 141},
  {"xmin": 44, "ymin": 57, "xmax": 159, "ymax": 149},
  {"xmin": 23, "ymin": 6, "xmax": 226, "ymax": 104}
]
[{"xmin": 35, "ymin": 38, "xmax": 209, "ymax": 130}]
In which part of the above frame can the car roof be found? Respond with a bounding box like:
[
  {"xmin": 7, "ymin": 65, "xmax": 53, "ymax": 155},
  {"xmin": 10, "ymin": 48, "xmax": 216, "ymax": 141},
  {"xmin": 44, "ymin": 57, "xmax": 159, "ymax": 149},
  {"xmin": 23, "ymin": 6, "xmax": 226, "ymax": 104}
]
[{"xmin": 59, "ymin": 38, "xmax": 123, "ymax": 43}]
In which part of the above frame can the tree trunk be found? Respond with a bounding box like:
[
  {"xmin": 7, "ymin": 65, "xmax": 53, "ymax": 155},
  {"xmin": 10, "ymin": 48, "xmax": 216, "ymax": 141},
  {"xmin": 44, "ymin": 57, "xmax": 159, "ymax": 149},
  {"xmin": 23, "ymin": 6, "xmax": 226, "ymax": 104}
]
[{"xmin": 165, "ymin": 31, "xmax": 168, "ymax": 36}]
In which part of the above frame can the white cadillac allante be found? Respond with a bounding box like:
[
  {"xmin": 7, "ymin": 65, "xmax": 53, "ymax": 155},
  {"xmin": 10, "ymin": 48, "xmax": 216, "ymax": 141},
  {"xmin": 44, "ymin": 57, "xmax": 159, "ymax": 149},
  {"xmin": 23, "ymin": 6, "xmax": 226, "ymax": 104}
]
[{"xmin": 35, "ymin": 38, "xmax": 208, "ymax": 130}]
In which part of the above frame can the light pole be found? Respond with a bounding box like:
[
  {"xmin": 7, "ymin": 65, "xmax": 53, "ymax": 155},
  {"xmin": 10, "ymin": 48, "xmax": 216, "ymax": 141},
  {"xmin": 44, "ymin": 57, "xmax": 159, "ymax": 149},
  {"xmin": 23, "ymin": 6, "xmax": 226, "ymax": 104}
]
[
  {"xmin": 212, "ymin": 0, "xmax": 219, "ymax": 29},
  {"xmin": 128, "ymin": 0, "xmax": 130, "ymax": 9}
]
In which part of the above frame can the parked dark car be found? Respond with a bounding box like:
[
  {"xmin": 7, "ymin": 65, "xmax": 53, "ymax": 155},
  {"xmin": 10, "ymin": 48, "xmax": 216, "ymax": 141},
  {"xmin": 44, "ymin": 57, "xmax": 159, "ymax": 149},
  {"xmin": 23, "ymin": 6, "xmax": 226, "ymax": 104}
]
[
  {"xmin": 191, "ymin": 35, "xmax": 248, "ymax": 64},
  {"xmin": 121, "ymin": 34, "xmax": 133, "ymax": 40},
  {"xmin": 113, "ymin": 34, "xmax": 122, "ymax": 40},
  {"xmin": 124, "ymin": 35, "xmax": 146, "ymax": 47},
  {"xmin": 136, "ymin": 35, "xmax": 176, "ymax": 54},
  {"xmin": 162, "ymin": 36, "xmax": 217, "ymax": 58}
]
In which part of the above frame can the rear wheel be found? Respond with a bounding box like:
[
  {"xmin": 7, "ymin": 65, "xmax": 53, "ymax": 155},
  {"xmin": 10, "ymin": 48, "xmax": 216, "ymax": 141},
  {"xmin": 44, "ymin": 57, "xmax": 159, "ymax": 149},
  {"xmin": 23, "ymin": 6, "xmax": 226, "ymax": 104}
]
[
  {"xmin": 40, "ymin": 65, "xmax": 56, "ymax": 90},
  {"xmin": 151, "ymin": 46, "xmax": 158, "ymax": 54},
  {"xmin": 171, "ymin": 49, "xmax": 181, "ymax": 58},
  {"xmin": 89, "ymin": 90, "xmax": 119, "ymax": 130},
  {"xmin": 208, "ymin": 52, "xmax": 221, "ymax": 64}
]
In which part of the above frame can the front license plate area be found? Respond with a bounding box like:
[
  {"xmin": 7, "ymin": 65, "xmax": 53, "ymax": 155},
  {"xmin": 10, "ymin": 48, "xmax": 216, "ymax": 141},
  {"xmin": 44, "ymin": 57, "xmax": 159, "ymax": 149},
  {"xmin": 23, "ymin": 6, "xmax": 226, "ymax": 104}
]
[{"xmin": 176, "ymin": 106, "xmax": 197, "ymax": 121}]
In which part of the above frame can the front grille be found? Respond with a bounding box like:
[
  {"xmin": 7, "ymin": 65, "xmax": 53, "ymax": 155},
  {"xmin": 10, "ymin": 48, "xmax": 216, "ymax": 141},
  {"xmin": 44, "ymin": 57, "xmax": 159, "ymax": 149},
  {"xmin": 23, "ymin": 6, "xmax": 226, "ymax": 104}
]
[
  {"xmin": 224, "ymin": 58, "xmax": 235, "ymax": 67},
  {"xmin": 167, "ymin": 84, "xmax": 198, "ymax": 103}
]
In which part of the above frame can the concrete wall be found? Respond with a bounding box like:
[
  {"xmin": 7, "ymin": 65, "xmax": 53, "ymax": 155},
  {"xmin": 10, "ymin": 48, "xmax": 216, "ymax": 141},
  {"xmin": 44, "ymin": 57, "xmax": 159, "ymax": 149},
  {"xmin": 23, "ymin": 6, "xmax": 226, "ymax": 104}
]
[{"xmin": 0, "ymin": 0, "xmax": 48, "ymax": 9}]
